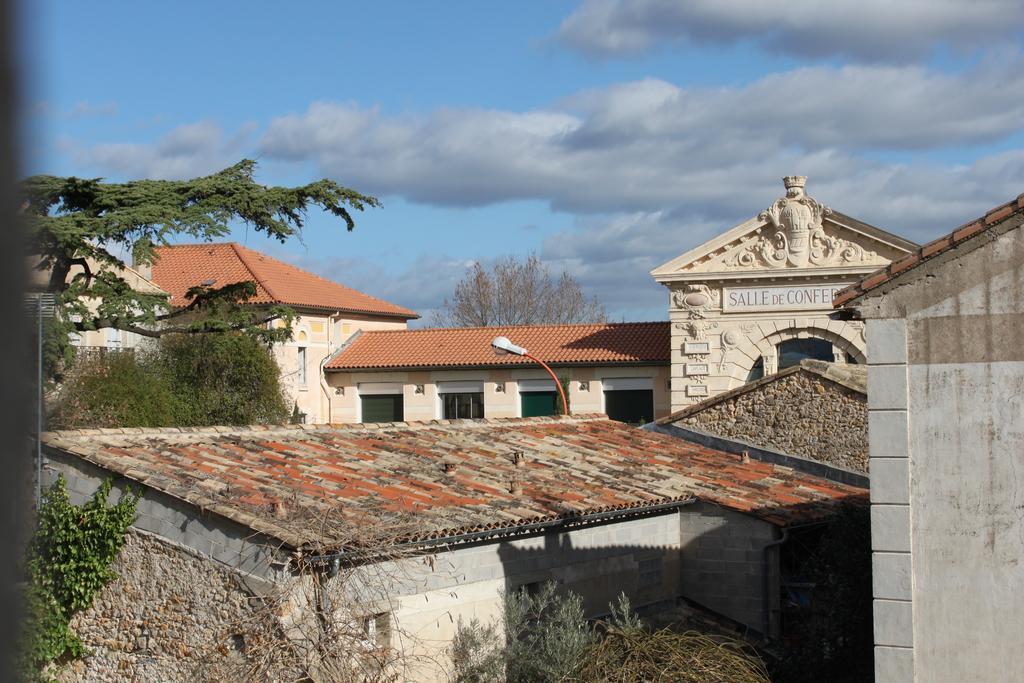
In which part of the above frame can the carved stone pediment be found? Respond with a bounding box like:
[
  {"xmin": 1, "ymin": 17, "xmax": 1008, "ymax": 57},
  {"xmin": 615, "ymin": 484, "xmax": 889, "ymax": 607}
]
[{"xmin": 652, "ymin": 177, "xmax": 913, "ymax": 277}]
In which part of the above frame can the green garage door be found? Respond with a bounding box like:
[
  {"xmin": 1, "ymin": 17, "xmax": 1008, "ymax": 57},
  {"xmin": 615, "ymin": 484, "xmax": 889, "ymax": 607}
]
[
  {"xmin": 521, "ymin": 391, "xmax": 558, "ymax": 417},
  {"xmin": 361, "ymin": 394, "xmax": 403, "ymax": 423}
]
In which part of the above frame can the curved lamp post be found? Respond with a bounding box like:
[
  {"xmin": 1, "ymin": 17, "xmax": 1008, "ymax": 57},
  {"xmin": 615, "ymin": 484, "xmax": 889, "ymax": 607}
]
[{"xmin": 491, "ymin": 336, "xmax": 569, "ymax": 416}]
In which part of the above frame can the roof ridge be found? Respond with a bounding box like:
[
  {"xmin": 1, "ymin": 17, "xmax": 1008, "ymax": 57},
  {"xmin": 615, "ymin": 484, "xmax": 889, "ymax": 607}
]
[
  {"xmin": 229, "ymin": 243, "xmax": 418, "ymax": 317},
  {"xmin": 834, "ymin": 192, "xmax": 1024, "ymax": 307},
  {"xmin": 229, "ymin": 242, "xmax": 282, "ymax": 302},
  {"xmin": 42, "ymin": 414, "xmax": 608, "ymax": 440},
  {"xmin": 355, "ymin": 320, "xmax": 671, "ymax": 336}
]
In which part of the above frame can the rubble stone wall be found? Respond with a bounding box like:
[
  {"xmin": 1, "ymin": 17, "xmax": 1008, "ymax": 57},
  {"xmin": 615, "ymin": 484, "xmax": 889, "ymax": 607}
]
[
  {"xmin": 679, "ymin": 371, "xmax": 868, "ymax": 472},
  {"xmin": 57, "ymin": 529, "xmax": 274, "ymax": 683}
]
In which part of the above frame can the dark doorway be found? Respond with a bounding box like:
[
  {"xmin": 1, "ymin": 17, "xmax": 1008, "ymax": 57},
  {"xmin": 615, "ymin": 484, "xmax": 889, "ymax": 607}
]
[{"xmin": 604, "ymin": 389, "xmax": 654, "ymax": 424}]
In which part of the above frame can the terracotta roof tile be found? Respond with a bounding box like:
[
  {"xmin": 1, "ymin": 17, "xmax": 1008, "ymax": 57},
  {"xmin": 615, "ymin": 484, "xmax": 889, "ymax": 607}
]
[
  {"xmin": 834, "ymin": 192, "xmax": 1024, "ymax": 307},
  {"xmin": 151, "ymin": 243, "xmax": 417, "ymax": 319},
  {"xmin": 325, "ymin": 321, "xmax": 670, "ymax": 370},
  {"xmin": 42, "ymin": 417, "xmax": 864, "ymax": 550}
]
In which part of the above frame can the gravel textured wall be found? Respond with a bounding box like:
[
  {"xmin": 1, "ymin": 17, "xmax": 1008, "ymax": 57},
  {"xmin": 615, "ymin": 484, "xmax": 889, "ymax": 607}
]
[
  {"xmin": 680, "ymin": 371, "xmax": 868, "ymax": 472},
  {"xmin": 57, "ymin": 528, "xmax": 276, "ymax": 683}
]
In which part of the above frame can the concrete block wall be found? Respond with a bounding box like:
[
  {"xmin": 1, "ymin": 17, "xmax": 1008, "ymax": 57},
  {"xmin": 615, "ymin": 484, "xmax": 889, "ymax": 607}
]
[
  {"xmin": 43, "ymin": 449, "xmax": 284, "ymax": 580},
  {"xmin": 865, "ymin": 318, "xmax": 914, "ymax": 682},
  {"xmin": 677, "ymin": 501, "xmax": 780, "ymax": 635},
  {"xmin": 383, "ymin": 511, "xmax": 683, "ymax": 682}
]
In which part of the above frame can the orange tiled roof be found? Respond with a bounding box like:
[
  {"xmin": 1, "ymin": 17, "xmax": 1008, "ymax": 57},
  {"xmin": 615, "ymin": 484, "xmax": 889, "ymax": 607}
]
[
  {"xmin": 151, "ymin": 243, "xmax": 418, "ymax": 319},
  {"xmin": 834, "ymin": 193, "xmax": 1024, "ymax": 308},
  {"xmin": 325, "ymin": 321, "xmax": 670, "ymax": 370},
  {"xmin": 42, "ymin": 416, "xmax": 866, "ymax": 550}
]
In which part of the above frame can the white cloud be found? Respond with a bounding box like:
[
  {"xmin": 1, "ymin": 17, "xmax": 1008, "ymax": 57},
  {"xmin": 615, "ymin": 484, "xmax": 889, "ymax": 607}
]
[
  {"xmin": 257, "ymin": 60, "xmax": 1024, "ymax": 222},
  {"xmin": 66, "ymin": 121, "xmax": 256, "ymax": 180},
  {"xmin": 555, "ymin": 0, "xmax": 1024, "ymax": 61}
]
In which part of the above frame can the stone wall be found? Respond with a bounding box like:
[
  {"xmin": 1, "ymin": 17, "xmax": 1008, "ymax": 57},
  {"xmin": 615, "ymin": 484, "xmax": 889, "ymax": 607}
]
[
  {"xmin": 57, "ymin": 528, "xmax": 283, "ymax": 683},
  {"xmin": 678, "ymin": 370, "xmax": 868, "ymax": 472}
]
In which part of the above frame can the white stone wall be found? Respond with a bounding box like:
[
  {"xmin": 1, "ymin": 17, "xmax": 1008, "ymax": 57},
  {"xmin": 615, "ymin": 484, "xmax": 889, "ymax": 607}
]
[{"xmin": 861, "ymin": 219, "xmax": 1024, "ymax": 682}]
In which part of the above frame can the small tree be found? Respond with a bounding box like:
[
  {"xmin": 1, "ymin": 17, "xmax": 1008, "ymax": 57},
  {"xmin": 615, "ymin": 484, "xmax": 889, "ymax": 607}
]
[
  {"xmin": 432, "ymin": 254, "xmax": 606, "ymax": 327},
  {"xmin": 51, "ymin": 332, "xmax": 290, "ymax": 428},
  {"xmin": 22, "ymin": 160, "xmax": 379, "ymax": 376}
]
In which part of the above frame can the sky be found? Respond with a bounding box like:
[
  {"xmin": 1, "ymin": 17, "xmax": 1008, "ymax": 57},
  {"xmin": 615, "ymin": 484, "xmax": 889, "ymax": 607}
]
[{"xmin": 21, "ymin": 1, "xmax": 1024, "ymax": 324}]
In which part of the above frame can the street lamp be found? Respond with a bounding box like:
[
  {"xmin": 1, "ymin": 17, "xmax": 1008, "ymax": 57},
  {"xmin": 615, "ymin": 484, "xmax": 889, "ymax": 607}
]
[{"xmin": 491, "ymin": 336, "xmax": 569, "ymax": 416}]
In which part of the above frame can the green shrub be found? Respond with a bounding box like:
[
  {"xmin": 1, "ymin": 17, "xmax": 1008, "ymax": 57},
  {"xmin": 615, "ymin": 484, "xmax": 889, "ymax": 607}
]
[
  {"xmin": 51, "ymin": 332, "xmax": 290, "ymax": 428},
  {"xmin": 156, "ymin": 333, "xmax": 290, "ymax": 426},
  {"xmin": 19, "ymin": 476, "xmax": 138, "ymax": 681},
  {"xmin": 449, "ymin": 587, "xmax": 768, "ymax": 683},
  {"xmin": 50, "ymin": 348, "xmax": 178, "ymax": 428}
]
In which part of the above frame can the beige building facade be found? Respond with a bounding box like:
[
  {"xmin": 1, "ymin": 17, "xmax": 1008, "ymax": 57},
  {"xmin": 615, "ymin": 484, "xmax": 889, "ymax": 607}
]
[
  {"xmin": 324, "ymin": 364, "xmax": 671, "ymax": 423},
  {"xmin": 652, "ymin": 176, "xmax": 916, "ymax": 411},
  {"xmin": 322, "ymin": 322, "xmax": 672, "ymax": 424}
]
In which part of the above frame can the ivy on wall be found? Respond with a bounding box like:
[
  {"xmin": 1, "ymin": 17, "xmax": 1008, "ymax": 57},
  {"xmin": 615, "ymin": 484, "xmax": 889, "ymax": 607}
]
[{"xmin": 18, "ymin": 476, "xmax": 138, "ymax": 682}]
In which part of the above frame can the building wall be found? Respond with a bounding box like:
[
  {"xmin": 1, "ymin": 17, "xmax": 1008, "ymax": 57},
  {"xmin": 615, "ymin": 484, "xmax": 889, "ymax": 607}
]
[
  {"xmin": 667, "ymin": 290, "xmax": 867, "ymax": 412},
  {"xmin": 677, "ymin": 501, "xmax": 781, "ymax": 637},
  {"xmin": 678, "ymin": 370, "xmax": 868, "ymax": 472},
  {"xmin": 57, "ymin": 529, "xmax": 286, "ymax": 683},
  {"xmin": 860, "ymin": 221, "xmax": 1024, "ymax": 682},
  {"xmin": 325, "ymin": 364, "xmax": 671, "ymax": 423},
  {"xmin": 273, "ymin": 312, "xmax": 407, "ymax": 423},
  {"xmin": 45, "ymin": 451, "xmax": 782, "ymax": 683}
]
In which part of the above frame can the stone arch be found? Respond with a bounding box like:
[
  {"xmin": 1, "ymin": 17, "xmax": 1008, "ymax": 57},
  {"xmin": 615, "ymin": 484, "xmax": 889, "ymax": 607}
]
[{"xmin": 720, "ymin": 319, "xmax": 865, "ymax": 390}]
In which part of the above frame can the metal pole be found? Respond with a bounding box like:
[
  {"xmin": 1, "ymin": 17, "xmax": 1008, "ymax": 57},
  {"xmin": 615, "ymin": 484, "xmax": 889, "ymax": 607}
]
[
  {"xmin": 522, "ymin": 352, "xmax": 569, "ymax": 416},
  {"xmin": 36, "ymin": 295, "xmax": 42, "ymax": 509}
]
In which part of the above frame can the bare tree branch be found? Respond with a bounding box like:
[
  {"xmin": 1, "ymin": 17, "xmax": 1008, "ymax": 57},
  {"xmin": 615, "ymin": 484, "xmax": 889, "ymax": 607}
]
[{"xmin": 432, "ymin": 253, "xmax": 606, "ymax": 327}]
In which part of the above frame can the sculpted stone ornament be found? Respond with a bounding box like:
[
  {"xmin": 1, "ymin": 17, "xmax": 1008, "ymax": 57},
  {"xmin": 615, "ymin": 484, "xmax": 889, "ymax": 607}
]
[
  {"xmin": 724, "ymin": 176, "xmax": 876, "ymax": 269},
  {"xmin": 672, "ymin": 283, "xmax": 719, "ymax": 320}
]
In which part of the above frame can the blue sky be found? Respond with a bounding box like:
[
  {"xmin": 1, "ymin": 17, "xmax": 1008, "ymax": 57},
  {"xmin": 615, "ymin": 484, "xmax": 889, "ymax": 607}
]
[{"xmin": 22, "ymin": 1, "xmax": 1024, "ymax": 323}]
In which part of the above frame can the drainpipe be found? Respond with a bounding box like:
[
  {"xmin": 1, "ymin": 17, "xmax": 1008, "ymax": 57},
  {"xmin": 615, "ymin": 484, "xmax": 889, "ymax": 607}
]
[
  {"xmin": 761, "ymin": 528, "xmax": 789, "ymax": 638},
  {"xmin": 318, "ymin": 312, "xmax": 343, "ymax": 423}
]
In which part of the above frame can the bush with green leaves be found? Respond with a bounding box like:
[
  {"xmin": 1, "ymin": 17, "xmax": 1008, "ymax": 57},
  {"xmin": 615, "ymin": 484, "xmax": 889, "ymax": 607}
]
[
  {"xmin": 450, "ymin": 582, "xmax": 594, "ymax": 683},
  {"xmin": 19, "ymin": 476, "xmax": 138, "ymax": 681},
  {"xmin": 449, "ymin": 586, "xmax": 768, "ymax": 683},
  {"xmin": 51, "ymin": 332, "xmax": 290, "ymax": 429}
]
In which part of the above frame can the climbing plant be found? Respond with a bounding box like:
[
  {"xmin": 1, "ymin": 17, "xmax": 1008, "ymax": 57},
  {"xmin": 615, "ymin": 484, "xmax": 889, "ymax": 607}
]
[{"xmin": 18, "ymin": 476, "xmax": 138, "ymax": 681}]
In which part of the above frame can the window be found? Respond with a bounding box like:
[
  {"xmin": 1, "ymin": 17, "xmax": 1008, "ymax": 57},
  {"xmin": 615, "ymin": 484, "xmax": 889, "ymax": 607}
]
[
  {"xmin": 777, "ymin": 338, "xmax": 833, "ymax": 371},
  {"xmin": 602, "ymin": 377, "xmax": 654, "ymax": 425},
  {"xmin": 443, "ymin": 392, "xmax": 484, "ymax": 419},
  {"xmin": 360, "ymin": 612, "xmax": 390, "ymax": 649},
  {"xmin": 297, "ymin": 347, "xmax": 307, "ymax": 386},
  {"xmin": 359, "ymin": 383, "xmax": 404, "ymax": 423},
  {"xmin": 518, "ymin": 378, "xmax": 558, "ymax": 417},
  {"xmin": 747, "ymin": 357, "xmax": 765, "ymax": 382},
  {"xmin": 437, "ymin": 381, "xmax": 485, "ymax": 419}
]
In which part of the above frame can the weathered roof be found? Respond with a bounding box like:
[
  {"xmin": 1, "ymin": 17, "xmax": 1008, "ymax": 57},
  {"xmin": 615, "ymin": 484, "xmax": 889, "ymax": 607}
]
[
  {"xmin": 657, "ymin": 360, "xmax": 866, "ymax": 426},
  {"xmin": 325, "ymin": 322, "xmax": 670, "ymax": 371},
  {"xmin": 834, "ymin": 193, "xmax": 1024, "ymax": 307},
  {"xmin": 151, "ymin": 242, "xmax": 418, "ymax": 319},
  {"xmin": 42, "ymin": 416, "xmax": 865, "ymax": 550}
]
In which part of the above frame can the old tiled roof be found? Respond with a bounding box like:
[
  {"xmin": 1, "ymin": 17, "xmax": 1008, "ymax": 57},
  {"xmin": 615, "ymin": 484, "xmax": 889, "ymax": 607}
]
[
  {"xmin": 325, "ymin": 322, "xmax": 670, "ymax": 370},
  {"xmin": 151, "ymin": 243, "xmax": 418, "ymax": 319},
  {"xmin": 657, "ymin": 360, "xmax": 866, "ymax": 426},
  {"xmin": 42, "ymin": 416, "xmax": 865, "ymax": 551},
  {"xmin": 834, "ymin": 193, "xmax": 1024, "ymax": 307}
]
